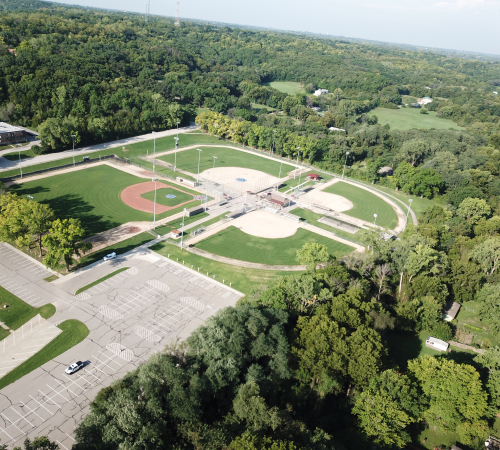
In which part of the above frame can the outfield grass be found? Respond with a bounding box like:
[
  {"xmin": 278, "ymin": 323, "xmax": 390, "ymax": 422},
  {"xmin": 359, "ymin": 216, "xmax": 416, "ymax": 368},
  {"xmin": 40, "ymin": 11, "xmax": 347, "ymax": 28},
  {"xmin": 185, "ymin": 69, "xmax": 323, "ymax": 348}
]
[
  {"xmin": 0, "ymin": 319, "xmax": 89, "ymax": 390},
  {"xmin": 0, "ymin": 133, "xmax": 224, "ymax": 179},
  {"xmin": 154, "ymin": 212, "xmax": 210, "ymax": 235},
  {"xmin": 290, "ymin": 208, "xmax": 360, "ymax": 242},
  {"xmin": 141, "ymin": 187, "xmax": 196, "ymax": 207},
  {"xmin": 263, "ymin": 81, "xmax": 305, "ymax": 95},
  {"xmin": 75, "ymin": 267, "xmax": 129, "ymax": 295},
  {"xmin": 373, "ymin": 106, "xmax": 463, "ymax": 131},
  {"xmin": 151, "ymin": 241, "xmax": 298, "ymax": 295},
  {"xmin": 10, "ymin": 165, "xmax": 187, "ymax": 236},
  {"xmin": 194, "ymin": 226, "xmax": 354, "ymax": 265},
  {"xmin": 135, "ymin": 158, "xmax": 196, "ymax": 181},
  {"xmin": 0, "ymin": 285, "xmax": 55, "ymax": 332},
  {"xmin": 158, "ymin": 146, "xmax": 296, "ymax": 178},
  {"xmin": 323, "ymin": 181, "xmax": 398, "ymax": 229},
  {"xmin": 75, "ymin": 232, "xmax": 153, "ymax": 269}
]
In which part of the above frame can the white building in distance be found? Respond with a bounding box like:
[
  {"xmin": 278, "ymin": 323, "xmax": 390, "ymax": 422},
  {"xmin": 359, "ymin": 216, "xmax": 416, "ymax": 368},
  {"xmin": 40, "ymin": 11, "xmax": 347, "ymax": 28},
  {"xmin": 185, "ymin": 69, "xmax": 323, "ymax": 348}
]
[
  {"xmin": 313, "ymin": 89, "xmax": 329, "ymax": 97},
  {"xmin": 418, "ymin": 97, "xmax": 433, "ymax": 106}
]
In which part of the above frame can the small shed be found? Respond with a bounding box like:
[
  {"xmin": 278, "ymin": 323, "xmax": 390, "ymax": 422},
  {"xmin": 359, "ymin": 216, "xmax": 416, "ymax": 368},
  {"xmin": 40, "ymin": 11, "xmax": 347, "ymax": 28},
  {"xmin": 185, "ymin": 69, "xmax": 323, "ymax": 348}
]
[
  {"xmin": 443, "ymin": 301, "xmax": 461, "ymax": 321},
  {"xmin": 425, "ymin": 337, "xmax": 449, "ymax": 352},
  {"xmin": 306, "ymin": 173, "xmax": 321, "ymax": 181},
  {"xmin": 378, "ymin": 166, "xmax": 394, "ymax": 176},
  {"xmin": 171, "ymin": 230, "xmax": 182, "ymax": 238}
]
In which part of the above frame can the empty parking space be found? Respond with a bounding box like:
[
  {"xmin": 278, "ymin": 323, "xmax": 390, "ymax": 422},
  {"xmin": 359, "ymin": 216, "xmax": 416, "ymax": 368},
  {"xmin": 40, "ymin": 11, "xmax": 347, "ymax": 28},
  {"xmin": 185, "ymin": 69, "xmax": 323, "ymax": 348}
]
[
  {"xmin": 0, "ymin": 245, "xmax": 53, "ymax": 280},
  {"xmin": 0, "ymin": 272, "xmax": 45, "ymax": 307}
]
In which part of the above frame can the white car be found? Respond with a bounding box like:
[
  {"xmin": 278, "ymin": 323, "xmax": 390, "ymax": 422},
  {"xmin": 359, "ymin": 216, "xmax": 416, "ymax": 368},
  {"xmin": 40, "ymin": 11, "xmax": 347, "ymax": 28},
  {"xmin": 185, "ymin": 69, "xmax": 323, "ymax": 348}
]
[
  {"xmin": 103, "ymin": 252, "xmax": 117, "ymax": 261},
  {"xmin": 65, "ymin": 361, "xmax": 84, "ymax": 375}
]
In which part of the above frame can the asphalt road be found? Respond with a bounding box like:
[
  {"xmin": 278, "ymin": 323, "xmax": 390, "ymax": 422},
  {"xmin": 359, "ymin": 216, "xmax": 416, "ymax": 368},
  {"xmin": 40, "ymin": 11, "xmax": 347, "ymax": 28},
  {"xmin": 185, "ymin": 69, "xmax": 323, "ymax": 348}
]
[{"xmin": 0, "ymin": 243, "xmax": 242, "ymax": 449}]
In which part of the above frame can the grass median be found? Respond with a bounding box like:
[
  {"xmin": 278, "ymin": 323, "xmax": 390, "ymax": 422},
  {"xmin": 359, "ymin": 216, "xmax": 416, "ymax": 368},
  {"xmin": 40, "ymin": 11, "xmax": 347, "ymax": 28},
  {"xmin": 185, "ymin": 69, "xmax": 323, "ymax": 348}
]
[
  {"xmin": 0, "ymin": 319, "xmax": 89, "ymax": 390},
  {"xmin": 75, "ymin": 267, "xmax": 129, "ymax": 295},
  {"xmin": 151, "ymin": 241, "xmax": 298, "ymax": 296}
]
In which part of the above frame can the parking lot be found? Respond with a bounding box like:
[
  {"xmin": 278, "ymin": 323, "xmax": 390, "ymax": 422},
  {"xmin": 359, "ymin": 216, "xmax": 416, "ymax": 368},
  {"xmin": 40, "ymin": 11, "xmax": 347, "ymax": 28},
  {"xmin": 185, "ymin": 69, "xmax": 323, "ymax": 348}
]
[{"xmin": 0, "ymin": 247, "xmax": 242, "ymax": 448}]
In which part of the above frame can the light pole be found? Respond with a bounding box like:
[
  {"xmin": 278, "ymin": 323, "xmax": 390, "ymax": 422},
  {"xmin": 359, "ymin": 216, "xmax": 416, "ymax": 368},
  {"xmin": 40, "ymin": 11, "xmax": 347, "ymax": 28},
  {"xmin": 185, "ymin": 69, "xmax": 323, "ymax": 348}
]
[
  {"xmin": 212, "ymin": 156, "xmax": 217, "ymax": 170},
  {"xmin": 71, "ymin": 134, "xmax": 76, "ymax": 167},
  {"xmin": 373, "ymin": 213, "xmax": 378, "ymax": 225},
  {"xmin": 152, "ymin": 177, "xmax": 158, "ymax": 229},
  {"xmin": 18, "ymin": 148, "xmax": 23, "ymax": 178},
  {"xmin": 342, "ymin": 151, "xmax": 350, "ymax": 179},
  {"xmin": 174, "ymin": 137, "xmax": 179, "ymax": 172},
  {"xmin": 152, "ymin": 131, "xmax": 157, "ymax": 173},
  {"xmin": 272, "ymin": 130, "xmax": 277, "ymax": 155},
  {"xmin": 404, "ymin": 199, "xmax": 413, "ymax": 231},
  {"xmin": 180, "ymin": 208, "xmax": 187, "ymax": 249},
  {"xmin": 176, "ymin": 121, "xmax": 180, "ymax": 139},
  {"xmin": 278, "ymin": 160, "xmax": 283, "ymax": 179},
  {"xmin": 197, "ymin": 149, "xmax": 202, "ymax": 183},
  {"xmin": 294, "ymin": 147, "xmax": 300, "ymax": 180}
]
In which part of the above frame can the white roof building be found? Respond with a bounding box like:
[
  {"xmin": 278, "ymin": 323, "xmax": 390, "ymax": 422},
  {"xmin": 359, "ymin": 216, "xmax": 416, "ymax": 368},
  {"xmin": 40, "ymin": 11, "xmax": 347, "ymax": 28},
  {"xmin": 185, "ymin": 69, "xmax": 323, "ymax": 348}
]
[
  {"xmin": 329, "ymin": 127, "xmax": 346, "ymax": 132},
  {"xmin": 425, "ymin": 336, "xmax": 449, "ymax": 352},
  {"xmin": 313, "ymin": 89, "xmax": 329, "ymax": 97},
  {"xmin": 418, "ymin": 97, "xmax": 433, "ymax": 105}
]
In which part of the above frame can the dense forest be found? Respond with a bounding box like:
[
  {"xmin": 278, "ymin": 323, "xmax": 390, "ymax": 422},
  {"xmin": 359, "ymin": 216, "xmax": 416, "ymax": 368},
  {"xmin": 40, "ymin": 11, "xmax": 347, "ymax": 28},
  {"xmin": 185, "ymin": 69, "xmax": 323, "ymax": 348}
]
[{"xmin": 3, "ymin": 0, "xmax": 500, "ymax": 449}]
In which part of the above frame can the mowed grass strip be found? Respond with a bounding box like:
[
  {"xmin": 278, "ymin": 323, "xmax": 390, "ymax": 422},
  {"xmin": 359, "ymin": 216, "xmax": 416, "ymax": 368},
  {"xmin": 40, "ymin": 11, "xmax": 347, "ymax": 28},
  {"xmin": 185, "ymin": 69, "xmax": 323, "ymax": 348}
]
[
  {"xmin": 262, "ymin": 81, "xmax": 305, "ymax": 95},
  {"xmin": 323, "ymin": 181, "xmax": 398, "ymax": 229},
  {"xmin": 0, "ymin": 319, "xmax": 89, "ymax": 390},
  {"xmin": 141, "ymin": 187, "xmax": 196, "ymax": 207},
  {"xmin": 0, "ymin": 133, "xmax": 224, "ymax": 179},
  {"xmin": 154, "ymin": 212, "xmax": 210, "ymax": 235},
  {"xmin": 75, "ymin": 267, "xmax": 129, "ymax": 295},
  {"xmin": 158, "ymin": 146, "xmax": 296, "ymax": 178},
  {"xmin": 373, "ymin": 106, "xmax": 463, "ymax": 131},
  {"xmin": 0, "ymin": 285, "xmax": 55, "ymax": 333},
  {"xmin": 194, "ymin": 226, "xmax": 354, "ymax": 265},
  {"xmin": 151, "ymin": 242, "xmax": 298, "ymax": 295},
  {"xmin": 76, "ymin": 232, "xmax": 153, "ymax": 269}
]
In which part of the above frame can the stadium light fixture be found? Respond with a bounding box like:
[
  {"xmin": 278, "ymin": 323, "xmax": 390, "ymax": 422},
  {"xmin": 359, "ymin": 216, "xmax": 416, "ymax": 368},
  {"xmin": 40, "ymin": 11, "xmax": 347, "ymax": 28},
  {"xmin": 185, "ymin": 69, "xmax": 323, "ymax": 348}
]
[
  {"xmin": 373, "ymin": 213, "xmax": 378, "ymax": 225},
  {"xmin": 71, "ymin": 134, "xmax": 76, "ymax": 167},
  {"xmin": 180, "ymin": 208, "xmax": 187, "ymax": 249},
  {"xmin": 196, "ymin": 149, "xmax": 202, "ymax": 183},
  {"xmin": 152, "ymin": 131, "xmax": 157, "ymax": 173},
  {"xmin": 342, "ymin": 151, "xmax": 350, "ymax": 179},
  {"xmin": 18, "ymin": 148, "xmax": 23, "ymax": 178},
  {"xmin": 294, "ymin": 147, "xmax": 300, "ymax": 180},
  {"xmin": 174, "ymin": 137, "xmax": 179, "ymax": 171},
  {"xmin": 212, "ymin": 156, "xmax": 217, "ymax": 170},
  {"xmin": 152, "ymin": 177, "xmax": 158, "ymax": 229}
]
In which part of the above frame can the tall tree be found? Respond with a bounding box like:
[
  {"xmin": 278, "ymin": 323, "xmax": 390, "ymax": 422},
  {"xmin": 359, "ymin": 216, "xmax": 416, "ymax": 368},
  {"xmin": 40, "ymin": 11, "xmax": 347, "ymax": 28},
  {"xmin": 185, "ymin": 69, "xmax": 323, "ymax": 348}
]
[{"xmin": 42, "ymin": 218, "xmax": 92, "ymax": 272}]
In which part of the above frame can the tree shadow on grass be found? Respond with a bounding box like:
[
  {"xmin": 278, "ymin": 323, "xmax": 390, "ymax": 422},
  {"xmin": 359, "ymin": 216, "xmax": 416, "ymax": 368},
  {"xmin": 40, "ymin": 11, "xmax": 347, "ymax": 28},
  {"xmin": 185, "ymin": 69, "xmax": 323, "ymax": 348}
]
[
  {"xmin": 43, "ymin": 194, "xmax": 119, "ymax": 237},
  {"xmin": 10, "ymin": 185, "xmax": 50, "ymax": 195}
]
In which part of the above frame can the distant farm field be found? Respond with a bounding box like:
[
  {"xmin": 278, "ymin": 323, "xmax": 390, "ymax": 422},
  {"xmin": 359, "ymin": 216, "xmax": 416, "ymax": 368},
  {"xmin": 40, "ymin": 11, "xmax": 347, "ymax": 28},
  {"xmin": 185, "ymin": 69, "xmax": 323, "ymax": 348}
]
[
  {"xmin": 373, "ymin": 107, "xmax": 463, "ymax": 131},
  {"xmin": 158, "ymin": 146, "xmax": 295, "ymax": 178},
  {"xmin": 262, "ymin": 81, "xmax": 305, "ymax": 95},
  {"xmin": 323, "ymin": 181, "xmax": 398, "ymax": 229},
  {"xmin": 194, "ymin": 226, "xmax": 354, "ymax": 265}
]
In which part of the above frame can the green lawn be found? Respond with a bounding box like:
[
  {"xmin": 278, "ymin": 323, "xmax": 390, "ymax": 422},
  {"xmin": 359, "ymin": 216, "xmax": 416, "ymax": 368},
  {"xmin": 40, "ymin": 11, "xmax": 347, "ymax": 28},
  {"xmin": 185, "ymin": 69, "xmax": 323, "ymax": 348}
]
[
  {"xmin": 75, "ymin": 267, "xmax": 129, "ymax": 295},
  {"xmin": 251, "ymin": 103, "xmax": 276, "ymax": 111},
  {"xmin": 0, "ymin": 133, "xmax": 223, "ymax": 179},
  {"xmin": 44, "ymin": 274, "xmax": 59, "ymax": 282},
  {"xmin": 0, "ymin": 319, "xmax": 89, "ymax": 390},
  {"xmin": 0, "ymin": 327, "xmax": 9, "ymax": 340},
  {"xmin": 263, "ymin": 81, "xmax": 305, "ymax": 95},
  {"xmin": 2, "ymin": 148, "xmax": 38, "ymax": 161},
  {"xmin": 158, "ymin": 146, "xmax": 295, "ymax": 178},
  {"xmin": 323, "ymin": 181, "xmax": 398, "ymax": 229},
  {"xmin": 290, "ymin": 208, "xmax": 360, "ymax": 242},
  {"xmin": 194, "ymin": 226, "xmax": 354, "ymax": 265},
  {"xmin": 141, "ymin": 187, "xmax": 196, "ymax": 207},
  {"xmin": 134, "ymin": 158, "xmax": 196, "ymax": 181},
  {"xmin": 0, "ymin": 285, "xmax": 55, "ymax": 333},
  {"xmin": 373, "ymin": 106, "xmax": 463, "ymax": 131},
  {"xmin": 154, "ymin": 212, "xmax": 210, "ymax": 235},
  {"xmin": 75, "ymin": 232, "xmax": 153, "ymax": 269},
  {"xmin": 10, "ymin": 165, "xmax": 184, "ymax": 236},
  {"xmin": 151, "ymin": 241, "xmax": 299, "ymax": 295}
]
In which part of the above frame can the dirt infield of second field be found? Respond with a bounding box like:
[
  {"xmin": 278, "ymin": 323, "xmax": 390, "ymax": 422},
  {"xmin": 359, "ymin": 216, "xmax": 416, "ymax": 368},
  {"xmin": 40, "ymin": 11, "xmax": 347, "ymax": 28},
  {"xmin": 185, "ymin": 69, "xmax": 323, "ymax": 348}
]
[{"xmin": 120, "ymin": 181, "xmax": 197, "ymax": 214}]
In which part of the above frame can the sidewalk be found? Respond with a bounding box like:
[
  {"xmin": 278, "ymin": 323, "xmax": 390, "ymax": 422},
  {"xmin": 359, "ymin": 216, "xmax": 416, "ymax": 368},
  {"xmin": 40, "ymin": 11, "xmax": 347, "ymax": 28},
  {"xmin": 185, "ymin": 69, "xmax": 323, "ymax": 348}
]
[{"xmin": 0, "ymin": 124, "xmax": 199, "ymax": 170}]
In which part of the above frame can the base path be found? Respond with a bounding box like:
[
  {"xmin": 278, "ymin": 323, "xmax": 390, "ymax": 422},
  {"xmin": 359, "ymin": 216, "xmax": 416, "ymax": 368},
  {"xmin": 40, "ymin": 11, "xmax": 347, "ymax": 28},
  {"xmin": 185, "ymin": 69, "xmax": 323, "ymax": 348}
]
[{"xmin": 120, "ymin": 181, "xmax": 197, "ymax": 214}]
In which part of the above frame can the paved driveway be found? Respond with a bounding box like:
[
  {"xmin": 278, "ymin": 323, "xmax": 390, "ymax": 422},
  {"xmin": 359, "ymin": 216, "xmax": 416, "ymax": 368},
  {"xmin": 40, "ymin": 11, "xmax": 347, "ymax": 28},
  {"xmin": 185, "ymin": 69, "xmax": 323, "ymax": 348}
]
[{"xmin": 0, "ymin": 247, "xmax": 242, "ymax": 449}]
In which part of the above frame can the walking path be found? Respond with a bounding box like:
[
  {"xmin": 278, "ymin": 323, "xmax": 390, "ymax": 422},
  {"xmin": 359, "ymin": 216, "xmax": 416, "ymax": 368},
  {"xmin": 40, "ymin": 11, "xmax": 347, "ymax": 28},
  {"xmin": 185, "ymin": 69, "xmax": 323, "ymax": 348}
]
[{"xmin": 0, "ymin": 124, "xmax": 199, "ymax": 170}]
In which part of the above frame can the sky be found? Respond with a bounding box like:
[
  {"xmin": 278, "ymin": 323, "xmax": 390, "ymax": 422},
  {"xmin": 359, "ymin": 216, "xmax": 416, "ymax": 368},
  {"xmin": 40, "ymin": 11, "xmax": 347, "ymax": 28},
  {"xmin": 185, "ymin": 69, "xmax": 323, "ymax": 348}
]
[{"xmin": 50, "ymin": 0, "xmax": 500, "ymax": 56}]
